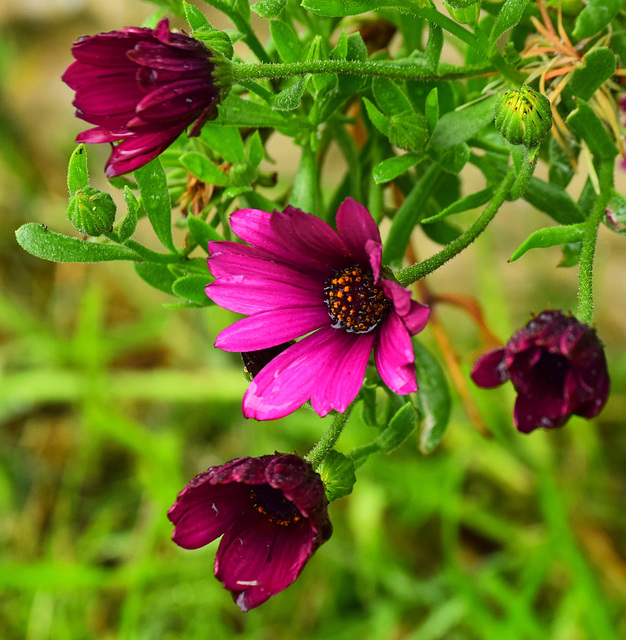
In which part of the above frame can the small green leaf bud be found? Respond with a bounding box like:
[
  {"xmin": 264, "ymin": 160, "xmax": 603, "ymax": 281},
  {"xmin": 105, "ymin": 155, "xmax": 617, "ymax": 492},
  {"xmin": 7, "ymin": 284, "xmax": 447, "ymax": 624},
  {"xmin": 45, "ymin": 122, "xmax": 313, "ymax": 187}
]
[
  {"xmin": 494, "ymin": 86, "xmax": 553, "ymax": 147},
  {"xmin": 316, "ymin": 451, "xmax": 356, "ymax": 502},
  {"xmin": 66, "ymin": 187, "xmax": 116, "ymax": 236}
]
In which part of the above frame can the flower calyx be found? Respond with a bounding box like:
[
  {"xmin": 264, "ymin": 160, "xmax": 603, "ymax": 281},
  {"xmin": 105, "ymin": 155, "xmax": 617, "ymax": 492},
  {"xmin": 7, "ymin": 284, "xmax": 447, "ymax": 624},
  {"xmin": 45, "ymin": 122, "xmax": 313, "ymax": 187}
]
[
  {"xmin": 495, "ymin": 86, "xmax": 553, "ymax": 148},
  {"xmin": 66, "ymin": 187, "xmax": 116, "ymax": 236}
]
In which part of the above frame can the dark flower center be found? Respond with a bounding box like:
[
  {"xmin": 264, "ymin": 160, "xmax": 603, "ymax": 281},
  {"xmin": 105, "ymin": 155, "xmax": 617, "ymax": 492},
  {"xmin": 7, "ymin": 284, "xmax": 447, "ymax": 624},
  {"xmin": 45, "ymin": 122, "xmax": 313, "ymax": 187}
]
[
  {"xmin": 250, "ymin": 485, "xmax": 302, "ymax": 527},
  {"xmin": 324, "ymin": 265, "xmax": 390, "ymax": 334}
]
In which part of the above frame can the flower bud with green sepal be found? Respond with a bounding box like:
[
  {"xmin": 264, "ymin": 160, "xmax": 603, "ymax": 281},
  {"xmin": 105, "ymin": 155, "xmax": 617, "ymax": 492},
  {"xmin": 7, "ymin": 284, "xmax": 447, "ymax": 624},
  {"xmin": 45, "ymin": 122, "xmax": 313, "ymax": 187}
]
[
  {"xmin": 316, "ymin": 451, "xmax": 356, "ymax": 502},
  {"xmin": 66, "ymin": 187, "xmax": 116, "ymax": 236},
  {"xmin": 494, "ymin": 86, "xmax": 553, "ymax": 148}
]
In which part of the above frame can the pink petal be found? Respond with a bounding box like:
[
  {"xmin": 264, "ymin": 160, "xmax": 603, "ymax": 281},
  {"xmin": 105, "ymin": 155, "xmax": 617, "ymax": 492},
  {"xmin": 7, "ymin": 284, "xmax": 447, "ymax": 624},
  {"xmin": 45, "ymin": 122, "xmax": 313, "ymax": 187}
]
[
  {"xmin": 365, "ymin": 238, "xmax": 382, "ymax": 282},
  {"xmin": 205, "ymin": 277, "xmax": 321, "ymax": 315},
  {"xmin": 513, "ymin": 393, "xmax": 569, "ymax": 433},
  {"xmin": 470, "ymin": 349, "xmax": 508, "ymax": 388},
  {"xmin": 335, "ymin": 198, "xmax": 382, "ymax": 265},
  {"xmin": 374, "ymin": 313, "xmax": 417, "ymax": 394},
  {"xmin": 215, "ymin": 306, "xmax": 329, "ymax": 351},
  {"xmin": 402, "ymin": 299, "xmax": 431, "ymax": 335}
]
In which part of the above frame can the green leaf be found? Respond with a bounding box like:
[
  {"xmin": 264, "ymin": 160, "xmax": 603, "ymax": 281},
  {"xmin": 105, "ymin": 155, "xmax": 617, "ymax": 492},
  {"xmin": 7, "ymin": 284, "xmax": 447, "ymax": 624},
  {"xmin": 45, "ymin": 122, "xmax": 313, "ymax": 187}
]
[
  {"xmin": 317, "ymin": 451, "xmax": 356, "ymax": 502},
  {"xmin": 422, "ymin": 186, "xmax": 494, "ymax": 223},
  {"xmin": 524, "ymin": 177, "xmax": 585, "ymax": 224},
  {"xmin": 67, "ymin": 144, "xmax": 89, "ymax": 196},
  {"xmin": 180, "ymin": 152, "xmax": 230, "ymax": 186},
  {"xmin": 251, "ymin": 0, "xmax": 286, "ymax": 18},
  {"xmin": 272, "ymin": 77, "xmax": 307, "ymax": 111},
  {"xmin": 183, "ymin": 0, "xmax": 212, "ymax": 30},
  {"xmin": 134, "ymin": 159, "xmax": 176, "ymax": 252},
  {"xmin": 573, "ymin": 0, "xmax": 621, "ymax": 41},
  {"xmin": 432, "ymin": 142, "xmax": 470, "ymax": 174},
  {"xmin": 186, "ymin": 215, "xmax": 224, "ymax": 252},
  {"xmin": 192, "ymin": 27, "xmax": 234, "ymax": 59},
  {"xmin": 414, "ymin": 340, "xmax": 451, "ymax": 455},
  {"xmin": 246, "ymin": 130, "xmax": 265, "ymax": 168},
  {"xmin": 605, "ymin": 188, "xmax": 626, "ymax": 235},
  {"xmin": 372, "ymin": 78, "xmax": 413, "ymax": 116},
  {"xmin": 569, "ymin": 48, "xmax": 616, "ymax": 101},
  {"xmin": 566, "ymin": 99, "xmax": 618, "ymax": 160},
  {"xmin": 373, "ymin": 152, "xmax": 422, "ymax": 184},
  {"xmin": 509, "ymin": 224, "xmax": 584, "ymax": 262},
  {"xmin": 301, "ymin": 0, "xmax": 386, "ymax": 16},
  {"xmin": 168, "ymin": 257, "xmax": 212, "ymax": 277},
  {"xmin": 425, "ymin": 87, "xmax": 439, "ymax": 135},
  {"xmin": 172, "ymin": 274, "xmax": 213, "ymax": 305},
  {"xmin": 376, "ymin": 402, "xmax": 417, "ymax": 453},
  {"xmin": 490, "ymin": 0, "xmax": 530, "ymax": 48},
  {"xmin": 548, "ymin": 136, "xmax": 576, "ymax": 189},
  {"xmin": 364, "ymin": 99, "xmax": 428, "ymax": 151},
  {"xmin": 200, "ymin": 126, "xmax": 246, "ymax": 163},
  {"xmin": 16, "ymin": 224, "xmax": 141, "ymax": 263},
  {"xmin": 133, "ymin": 261, "xmax": 177, "ymax": 295},
  {"xmin": 425, "ymin": 24, "xmax": 443, "ymax": 72},
  {"xmin": 559, "ymin": 241, "xmax": 582, "ymax": 268},
  {"xmin": 214, "ymin": 94, "xmax": 290, "ymax": 127},
  {"xmin": 118, "ymin": 186, "xmax": 140, "ymax": 242},
  {"xmin": 332, "ymin": 29, "xmax": 348, "ymax": 60},
  {"xmin": 429, "ymin": 95, "xmax": 498, "ymax": 148},
  {"xmin": 290, "ymin": 143, "xmax": 320, "ymax": 214},
  {"xmin": 270, "ymin": 20, "xmax": 301, "ymax": 63}
]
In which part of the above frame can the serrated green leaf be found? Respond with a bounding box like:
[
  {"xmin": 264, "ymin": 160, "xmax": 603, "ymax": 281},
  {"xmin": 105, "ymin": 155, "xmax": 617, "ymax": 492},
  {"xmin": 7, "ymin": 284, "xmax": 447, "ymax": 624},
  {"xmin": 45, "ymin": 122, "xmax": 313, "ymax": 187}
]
[
  {"xmin": 118, "ymin": 186, "xmax": 139, "ymax": 242},
  {"xmin": 270, "ymin": 20, "xmax": 301, "ymax": 63},
  {"xmin": 16, "ymin": 224, "xmax": 141, "ymax": 263},
  {"xmin": 573, "ymin": 0, "xmax": 621, "ymax": 41},
  {"xmin": 490, "ymin": 0, "xmax": 530, "ymax": 48},
  {"xmin": 134, "ymin": 261, "xmax": 177, "ymax": 295},
  {"xmin": 192, "ymin": 28, "xmax": 234, "ymax": 59},
  {"xmin": 180, "ymin": 152, "xmax": 230, "ymax": 186},
  {"xmin": 186, "ymin": 214, "xmax": 225, "ymax": 253},
  {"xmin": 272, "ymin": 77, "xmax": 307, "ymax": 111},
  {"xmin": 509, "ymin": 224, "xmax": 584, "ymax": 262},
  {"xmin": 422, "ymin": 186, "xmax": 494, "ymax": 223},
  {"xmin": 414, "ymin": 340, "xmax": 451, "ymax": 455},
  {"xmin": 251, "ymin": 0, "xmax": 286, "ymax": 18},
  {"xmin": 172, "ymin": 274, "xmax": 214, "ymax": 305},
  {"xmin": 372, "ymin": 78, "xmax": 413, "ymax": 116},
  {"xmin": 200, "ymin": 126, "xmax": 245, "ymax": 163},
  {"xmin": 373, "ymin": 152, "xmax": 422, "ymax": 184},
  {"xmin": 566, "ymin": 99, "xmax": 618, "ymax": 160},
  {"xmin": 569, "ymin": 48, "xmax": 616, "ymax": 101},
  {"xmin": 67, "ymin": 144, "xmax": 89, "ymax": 196},
  {"xmin": 429, "ymin": 95, "xmax": 498, "ymax": 148},
  {"xmin": 183, "ymin": 0, "xmax": 211, "ymax": 30},
  {"xmin": 134, "ymin": 158, "xmax": 176, "ymax": 252},
  {"xmin": 376, "ymin": 402, "xmax": 417, "ymax": 453}
]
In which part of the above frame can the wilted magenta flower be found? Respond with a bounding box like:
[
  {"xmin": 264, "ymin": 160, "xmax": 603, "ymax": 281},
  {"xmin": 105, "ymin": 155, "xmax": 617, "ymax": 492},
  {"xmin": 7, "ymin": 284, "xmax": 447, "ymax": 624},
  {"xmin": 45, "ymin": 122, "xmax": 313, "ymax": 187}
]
[
  {"xmin": 471, "ymin": 310, "xmax": 609, "ymax": 433},
  {"xmin": 62, "ymin": 18, "xmax": 221, "ymax": 177},
  {"xmin": 168, "ymin": 453, "xmax": 332, "ymax": 612},
  {"xmin": 205, "ymin": 198, "xmax": 430, "ymax": 420}
]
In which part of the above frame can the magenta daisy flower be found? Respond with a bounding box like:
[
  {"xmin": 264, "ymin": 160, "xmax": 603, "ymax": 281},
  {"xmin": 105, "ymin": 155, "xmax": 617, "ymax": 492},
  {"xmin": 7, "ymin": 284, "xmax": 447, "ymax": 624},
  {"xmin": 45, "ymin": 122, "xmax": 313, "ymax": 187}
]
[
  {"xmin": 205, "ymin": 198, "xmax": 430, "ymax": 420},
  {"xmin": 167, "ymin": 453, "xmax": 332, "ymax": 612},
  {"xmin": 62, "ymin": 18, "xmax": 221, "ymax": 178},
  {"xmin": 471, "ymin": 310, "xmax": 610, "ymax": 433}
]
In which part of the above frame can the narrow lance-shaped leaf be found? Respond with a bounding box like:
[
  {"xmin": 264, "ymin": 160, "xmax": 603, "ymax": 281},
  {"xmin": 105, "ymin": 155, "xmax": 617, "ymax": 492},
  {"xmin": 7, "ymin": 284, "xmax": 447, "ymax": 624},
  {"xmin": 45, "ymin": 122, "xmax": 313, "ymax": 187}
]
[
  {"xmin": 67, "ymin": 144, "xmax": 89, "ymax": 196},
  {"xmin": 509, "ymin": 224, "xmax": 585, "ymax": 262},
  {"xmin": 16, "ymin": 224, "xmax": 142, "ymax": 263},
  {"xmin": 134, "ymin": 158, "xmax": 176, "ymax": 252}
]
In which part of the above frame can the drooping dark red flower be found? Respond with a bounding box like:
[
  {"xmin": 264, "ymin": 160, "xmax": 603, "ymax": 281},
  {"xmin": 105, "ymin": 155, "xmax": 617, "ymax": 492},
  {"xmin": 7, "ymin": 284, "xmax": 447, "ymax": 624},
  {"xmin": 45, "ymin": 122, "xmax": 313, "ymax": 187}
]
[
  {"xmin": 62, "ymin": 18, "xmax": 221, "ymax": 177},
  {"xmin": 168, "ymin": 453, "xmax": 332, "ymax": 612},
  {"xmin": 205, "ymin": 198, "xmax": 430, "ymax": 420},
  {"xmin": 471, "ymin": 310, "xmax": 609, "ymax": 433}
]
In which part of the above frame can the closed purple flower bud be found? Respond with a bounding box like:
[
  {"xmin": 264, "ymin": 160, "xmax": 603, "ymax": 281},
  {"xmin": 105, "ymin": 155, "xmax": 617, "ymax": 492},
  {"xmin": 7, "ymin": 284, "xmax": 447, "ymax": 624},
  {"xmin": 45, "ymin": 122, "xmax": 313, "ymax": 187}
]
[
  {"xmin": 471, "ymin": 310, "xmax": 609, "ymax": 433},
  {"xmin": 167, "ymin": 453, "xmax": 332, "ymax": 612},
  {"xmin": 62, "ymin": 18, "xmax": 222, "ymax": 178}
]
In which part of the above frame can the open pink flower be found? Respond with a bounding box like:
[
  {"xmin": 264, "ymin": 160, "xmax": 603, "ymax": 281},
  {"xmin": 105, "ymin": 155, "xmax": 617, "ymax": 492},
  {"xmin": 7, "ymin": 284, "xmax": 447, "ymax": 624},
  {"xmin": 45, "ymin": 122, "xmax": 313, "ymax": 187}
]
[
  {"xmin": 168, "ymin": 453, "xmax": 331, "ymax": 612},
  {"xmin": 62, "ymin": 18, "xmax": 220, "ymax": 177},
  {"xmin": 471, "ymin": 310, "xmax": 610, "ymax": 433},
  {"xmin": 205, "ymin": 198, "xmax": 430, "ymax": 420}
]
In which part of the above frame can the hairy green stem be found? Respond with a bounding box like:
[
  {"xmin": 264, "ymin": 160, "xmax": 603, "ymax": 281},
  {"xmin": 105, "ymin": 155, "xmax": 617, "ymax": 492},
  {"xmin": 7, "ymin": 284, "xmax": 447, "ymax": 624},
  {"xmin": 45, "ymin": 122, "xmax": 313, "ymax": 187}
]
[
  {"xmin": 576, "ymin": 160, "xmax": 613, "ymax": 325},
  {"xmin": 395, "ymin": 167, "xmax": 516, "ymax": 287},
  {"xmin": 231, "ymin": 59, "xmax": 496, "ymax": 84},
  {"xmin": 305, "ymin": 403, "xmax": 355, "ymax": 470},
  {"xmin": 347, "ymin": 442, "xmax": 380, "ymax": 469},
  {"xmin": 104, "ymin": 232, "xmax": 183, "ymax": 263}
]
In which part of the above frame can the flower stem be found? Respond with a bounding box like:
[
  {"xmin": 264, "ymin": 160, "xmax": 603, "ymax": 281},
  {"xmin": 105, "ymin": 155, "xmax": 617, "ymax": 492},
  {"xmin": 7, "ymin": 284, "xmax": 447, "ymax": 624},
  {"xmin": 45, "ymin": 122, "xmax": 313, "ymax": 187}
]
[
  {"xmin": 305, "ymin": 403, "xmax": 355, "ymax": 470},
  {"xmin": 347, "ymin": 442, "xmax": 380, "ymax": 469},
  {"xmin": 231, "ymin": 59, "xmax": 497, "ymax": 84},
  {"xmin": 395, "ymin": 167, "xmax": 516, "ymax": 287},
  {"xmin": 576, "ymin": 160, "xmax": 613, "ymax": 325}
]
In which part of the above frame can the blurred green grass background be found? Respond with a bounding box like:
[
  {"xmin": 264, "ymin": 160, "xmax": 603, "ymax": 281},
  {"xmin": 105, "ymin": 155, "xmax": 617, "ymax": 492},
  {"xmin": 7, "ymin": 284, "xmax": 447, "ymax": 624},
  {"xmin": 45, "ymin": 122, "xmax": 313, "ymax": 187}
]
[{"xmin": 1, "ymin": 2, "xmax": 626, "ymax": 639}]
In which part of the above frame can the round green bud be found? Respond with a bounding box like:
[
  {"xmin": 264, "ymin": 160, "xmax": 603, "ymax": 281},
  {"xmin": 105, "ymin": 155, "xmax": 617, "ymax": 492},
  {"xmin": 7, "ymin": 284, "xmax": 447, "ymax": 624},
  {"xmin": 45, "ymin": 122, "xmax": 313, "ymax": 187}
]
[
  {"xmin": 66, "ymin": 187, "xmax": 116, "ymax": 236},
  {"xmin": 316, "ymin": 451, "xmax": 356, "ymax": 502},
  {"xmin": 494, "ymin": 86, "xmax": 553, "ymax": 147}
]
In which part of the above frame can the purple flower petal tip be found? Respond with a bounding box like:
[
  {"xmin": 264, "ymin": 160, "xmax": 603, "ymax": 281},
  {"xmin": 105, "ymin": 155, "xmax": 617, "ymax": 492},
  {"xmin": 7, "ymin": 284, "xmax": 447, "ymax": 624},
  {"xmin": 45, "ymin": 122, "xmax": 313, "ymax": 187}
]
[
  {"xmin": 168, "ymin": 453, "xmax": 331, "ymax": 611},
  {"xmin": 208, "ymin": 201, "xmax": 429, "ymax": 420},
  {"xmin": 63, "ymin": 18, "xmax": 221, "ymax": 176},
  {"xmin": 471, "ymin": 310, "xmax": 609, "ymax": 433}
]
